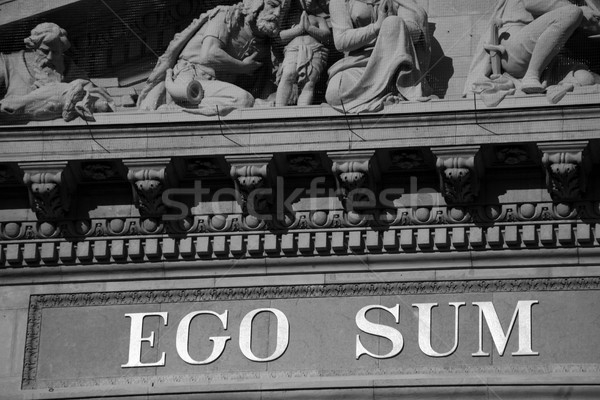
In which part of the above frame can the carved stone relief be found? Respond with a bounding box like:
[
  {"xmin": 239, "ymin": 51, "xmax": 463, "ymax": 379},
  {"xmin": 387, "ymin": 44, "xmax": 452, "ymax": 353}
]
[
  {"xmin": 275, "ymin": 0, "xmax": 331, "ymax": 106},
  {"xmin": 18, "ymin": 162, "xmax": 76, "ymax": 220},
  {"xmin": 432, "ymin": 146, "xmax": 483, "ymax": 205},
  {"xmin": 464, "ymin": 0, "xmax": 600, "ymax": 106},
  {"xmin": 124, "ymin": 159, "xmax": 175, "ymax": 217},
  {"xmin": 539, "ymin": 141, "xmax": 592, "ymax": 202},
  {"xmin": 225, "ymin": 155, "xmax": 276, "ymax": 216},
  {"xmin": 328, "ymin": 150, "xmax": 380, "ymax": 210},
  {"xmin": 4, "ymin": 0, "xmax": 600, "ymax": 117},
  {"xmin": 325, "ymin": 0, "xmax": 433, "ymax": 112},
  {"xmin": 137, "ymin": 0, "xmax": 288, "ymax": 114},
  {"xmin": 0, "ymin": 23, "xmax": 113, "ymax": 122}
]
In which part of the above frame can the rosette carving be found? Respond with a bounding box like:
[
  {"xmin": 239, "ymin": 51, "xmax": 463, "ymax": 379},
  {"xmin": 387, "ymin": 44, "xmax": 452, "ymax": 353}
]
[
  {"xmin": 539, "ymin": 141, "xmax": 591, "ymax": 202},
  {"xmin": 432, "ymin": 146, "xmax": 483, "ymax": 204}
]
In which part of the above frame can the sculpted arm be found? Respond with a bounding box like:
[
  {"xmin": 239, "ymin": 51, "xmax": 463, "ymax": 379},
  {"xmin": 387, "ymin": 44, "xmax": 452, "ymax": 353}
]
[
  {"xmin": 306, "ymin": 15, "xmax": 331, "ymax": 44},
  {"xmin": 279, "ymin": 20, "xmax": 305, "ymax": 44},
  {"xmin": 198, "ymin": 36, "xmax": 262, "ymax": 75},
  {"xmin": 330, "ymin": 0, "xmax": 379, "ymax": 52},
  {"xmin": 523, "ymin": 0, "xmax": 600, "ymax": 34},
  {"xmin": 522, "ymin": 0, "xmax": 577, "ymax": 16}
]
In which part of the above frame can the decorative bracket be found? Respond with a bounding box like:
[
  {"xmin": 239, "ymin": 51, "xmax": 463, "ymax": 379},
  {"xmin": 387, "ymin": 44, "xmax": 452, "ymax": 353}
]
[
  {"xmin": 432, "ymin": 146, "xmax": 484, "ymax": 204},
  {"xmin": 225, "ymin": 155, "xmax": 275, "ymax": 216},
  {"xmin": 124, "ymin": 158, "xmax": 175, "ymax": 217},
  {"xmin": 19, "ymin": 161, "xmax": 76, "ymax": 221},
  {"xmin": 538, "ymin": 141, "xmax": 591, "ymax": 202},
  {"xmin": 327, "ymin": 150, "xmax": 379, "ymax": 210}
]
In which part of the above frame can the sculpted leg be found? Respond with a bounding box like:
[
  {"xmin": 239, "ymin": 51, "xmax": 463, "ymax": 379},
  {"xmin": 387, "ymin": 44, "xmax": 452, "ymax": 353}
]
[
  {"xmin": 276, "ymin": 63, "xmax": 299, "ymax": 106},
  {"xmin": 297, "ymin": 67, "xmax": 321, "ymax": 106},
  {"xmin": 199, "ymin": 80, "xmax": 255, "ymax": 108},
  {"xmin": 325, "ymin": 68, "xmax": 362, "ymax": 109},
  {"xmin": 501, "ymin": 6, "xmax": 583, "ymax": 93}
]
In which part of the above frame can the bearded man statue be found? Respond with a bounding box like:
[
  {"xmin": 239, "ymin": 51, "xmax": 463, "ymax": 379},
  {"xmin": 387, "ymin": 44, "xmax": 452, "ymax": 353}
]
[
  {"xmin": 137, "ymin": 0, "xmax": 287, "ymax": 115},
  {"xmin": 0, "ymin": 23, "xmax": 113, "ymax": 121}
]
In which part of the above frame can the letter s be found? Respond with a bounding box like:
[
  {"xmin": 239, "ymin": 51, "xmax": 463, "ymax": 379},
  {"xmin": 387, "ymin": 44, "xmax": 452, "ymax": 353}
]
[{"xmin": 355, "ymin": 304, "xmax": 403, "ymax": 360}]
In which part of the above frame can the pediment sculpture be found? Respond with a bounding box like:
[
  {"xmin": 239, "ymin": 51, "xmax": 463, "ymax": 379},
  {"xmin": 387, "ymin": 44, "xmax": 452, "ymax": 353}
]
[
  {"xmin": 463, "ymin": 0, "xmax": 600, "ymax": 107},
  {"xmin": 275, "ymin": 0, "xmax": 331, "ymax": 106},
  {"xmin": 0, "ymin": 23, "xmax": 114, "ymax": 122},
  {"xmin": 324, "ymin": 0, "xmax": 434, "ymax": 113},
  {"xmin": 137, "ymin": 0, "xmax": 288, "ymax": 116}
]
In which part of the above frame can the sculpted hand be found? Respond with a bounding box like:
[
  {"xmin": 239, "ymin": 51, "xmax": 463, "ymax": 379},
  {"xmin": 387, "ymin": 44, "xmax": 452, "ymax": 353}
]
[
  {"xmin": 375, "ymin": 0, "xmax": 390, "ymax": 31},
  {"xmin": 581, "ymin": 6, "xmax": 600, "ymax": 21},
  {"xmin": 301, "ymin": 11, "xmax": 310, "ymax": 32},
  {"xmin": 580, "ymin": 6, "xmax": 600, "ymax": 33},
  {"xmin": 241, "ymin": 52, "xmax": 263, "ymax": 75}
]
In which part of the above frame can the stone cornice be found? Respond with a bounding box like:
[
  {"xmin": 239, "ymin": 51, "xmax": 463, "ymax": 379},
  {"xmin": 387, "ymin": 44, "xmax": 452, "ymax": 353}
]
[{"xmin": 1, "ymin": 100, "xmax": 600, "ymax": 162}]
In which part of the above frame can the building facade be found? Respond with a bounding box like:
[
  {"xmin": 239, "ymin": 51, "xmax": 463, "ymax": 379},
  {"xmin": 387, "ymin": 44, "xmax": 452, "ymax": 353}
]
[{"xmin": 1, "ymin": 0, "xmax": 600, "ymax": 399}]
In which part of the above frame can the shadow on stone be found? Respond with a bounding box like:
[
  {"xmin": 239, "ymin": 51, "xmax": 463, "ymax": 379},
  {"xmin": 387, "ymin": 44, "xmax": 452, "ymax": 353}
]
[{"xmin": 427, "ymin": 23, "xmax": 454, "ymax": 99}]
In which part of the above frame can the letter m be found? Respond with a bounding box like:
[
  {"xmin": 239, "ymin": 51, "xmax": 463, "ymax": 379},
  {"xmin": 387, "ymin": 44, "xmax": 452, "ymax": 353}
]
[{"xmin": 472, "ymin": 300, "xmax": 538, "ymax": 357}]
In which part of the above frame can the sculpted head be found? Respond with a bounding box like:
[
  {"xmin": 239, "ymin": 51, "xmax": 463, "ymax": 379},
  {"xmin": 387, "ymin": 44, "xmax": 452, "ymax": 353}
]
[
  {"xmin": 244, "ymin": 0, "xmax": 285, "ymax": 37},
  {"xmin": 300, "ymin": 0, "xmax": 328, "ymax": 17},
  {"xmin": 24, "ymin": 23, "xmax": 70, "ymax": 72}
]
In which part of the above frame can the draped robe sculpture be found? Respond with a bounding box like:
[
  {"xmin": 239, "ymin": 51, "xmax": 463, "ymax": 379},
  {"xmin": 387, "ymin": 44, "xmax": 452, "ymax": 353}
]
[{"xmin": 325, "ymin": 0, "xmax": 432, "ymax": 113}]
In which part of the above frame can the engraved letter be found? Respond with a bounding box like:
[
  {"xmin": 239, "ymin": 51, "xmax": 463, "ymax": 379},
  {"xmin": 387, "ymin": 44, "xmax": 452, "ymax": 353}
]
[
  {"xmin": 239, "ymin": 308, "xmax": 289, "ymax": 362},
  {"xmin": 413, "ymin": 302, "xmax": 465, "ymax": 357},
  {"xmin": 355, "ymin": 304, "xmax": 404, "ymax": 360},
  {"xmin": 472, "ymin": 300, "xmax": 539, "ymax": 357},
  {"xmin": 176, "ymin": 310, "xmax": 231, "ymax": 365},
  {"xmin": 121, "ymin": 312, "xmax": 168, "ymax": 368}
]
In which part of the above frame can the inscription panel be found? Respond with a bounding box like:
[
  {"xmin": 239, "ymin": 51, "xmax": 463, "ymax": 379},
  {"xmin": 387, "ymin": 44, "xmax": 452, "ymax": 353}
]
[{"xmin": 22, "ymin": 278, "xmax": 600, "ymax": 391}]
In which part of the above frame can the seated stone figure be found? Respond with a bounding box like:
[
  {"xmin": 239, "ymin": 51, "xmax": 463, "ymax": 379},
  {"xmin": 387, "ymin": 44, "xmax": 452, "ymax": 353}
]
[
  {"xmin": 0, "ymin": 23, "xmax": 113, "ymax": 121},
  {"xmin": 325, "ymin": 0, "xmax": 432, "ymax": 113},
  {"xmin": 1, "ymin": 79, "xmax": 114, "ymax": 122},
  {"xmin": 275, "ymin": 0, "xmax": 330, "ymax": 106},
  {"xmin": 464, "ymin": 0, "xmax": 600, "ymax": 106},
  {"xmin": 137, "ymin": 0, "xmax": 285, "ymax": 115}
]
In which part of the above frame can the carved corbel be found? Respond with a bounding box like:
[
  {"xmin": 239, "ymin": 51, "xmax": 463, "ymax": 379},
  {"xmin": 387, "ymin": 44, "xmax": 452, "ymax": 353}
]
[
  {"xmin": 225, "ymin": 155, "xmax": 275, "ymax": 215},
  {"xmin": 432, "ymin": 146, "xmax": 484, "ymax": 204},
  {"xmin": 19, "ymin": 161, "xmax": 76, "ymax": 220},
  {"xmin": 124, "ymin": 158, "xmax": 175, "ymax": 217},
  {"xmin": 538, "ymin": 141, "xmax": 591, "ymax": 202},
  {"xmin": 327, "ymin": 150, "xmax": 380, "ymax": 210}
]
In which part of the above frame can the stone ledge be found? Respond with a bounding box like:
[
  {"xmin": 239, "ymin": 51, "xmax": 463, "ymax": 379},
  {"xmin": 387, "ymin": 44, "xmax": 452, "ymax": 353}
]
[
  {"xmin": 2, "ymin": 91, "xmax": 600, "ymax": 129},
  {"xmin": 1, "ymin": 98, "xmax": 600, "ymax": 162}
]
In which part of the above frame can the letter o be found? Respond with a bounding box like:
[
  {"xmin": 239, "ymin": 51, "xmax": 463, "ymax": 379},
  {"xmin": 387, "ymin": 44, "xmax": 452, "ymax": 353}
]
[{"xmin": 239, "ymin": 308, "xmax": 289, "ymax": 362}]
